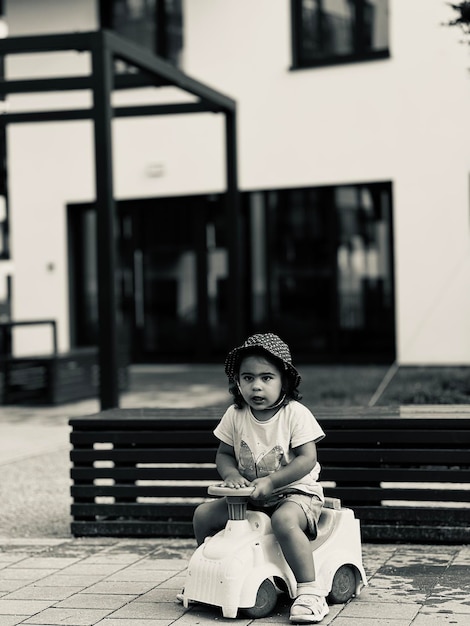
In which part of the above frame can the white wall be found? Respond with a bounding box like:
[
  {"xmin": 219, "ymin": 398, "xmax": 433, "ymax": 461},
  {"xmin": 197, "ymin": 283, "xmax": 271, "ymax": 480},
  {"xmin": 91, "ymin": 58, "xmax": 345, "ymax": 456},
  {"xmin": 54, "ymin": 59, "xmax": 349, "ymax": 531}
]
[
  {"xmin": 389, "ymin": 1, "xmax": 470, "ymax": 364},
  {"xmin": 5, "ymin": 0, "xmax": 98, "ymax": 354},
  {"xmin": 6, "ymin": 0, "xmax": 97, "ymax": 35},
  {"xmin": 183, "ymin": 0, "xmax": 470, "ymax": 365},
  {"xmin": 8, "ymin": 122, "xmax": 95, "ymax": 355},
  {"xmin": 4, "ymin": 0, "xmax": 470, "ymax": 363}
]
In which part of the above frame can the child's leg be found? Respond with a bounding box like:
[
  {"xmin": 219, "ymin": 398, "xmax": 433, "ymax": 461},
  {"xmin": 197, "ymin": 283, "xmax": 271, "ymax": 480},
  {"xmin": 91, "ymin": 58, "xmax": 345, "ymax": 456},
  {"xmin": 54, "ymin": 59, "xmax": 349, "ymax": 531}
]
[
  {"xmin": 271, "ymin": 501, "xmax": 329, "ymax": 623},
  {"xmin": 193, "ymin": 497, "xmax": 229, "ymax": 545},
  {"xmin": 271, "ymin": 501, "xmax": 314, "ymax": 582}
]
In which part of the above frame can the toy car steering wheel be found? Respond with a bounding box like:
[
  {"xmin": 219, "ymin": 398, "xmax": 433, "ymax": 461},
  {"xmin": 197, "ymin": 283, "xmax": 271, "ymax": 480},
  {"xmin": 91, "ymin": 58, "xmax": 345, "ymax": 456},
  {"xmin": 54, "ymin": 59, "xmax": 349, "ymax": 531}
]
[
  {"xmin": 208, "ymin": 484, "xmax": 255, "ymax": 498},
  {"xmin": 208, "ymin": 483, "xmax": 255, "ymax": 520}
]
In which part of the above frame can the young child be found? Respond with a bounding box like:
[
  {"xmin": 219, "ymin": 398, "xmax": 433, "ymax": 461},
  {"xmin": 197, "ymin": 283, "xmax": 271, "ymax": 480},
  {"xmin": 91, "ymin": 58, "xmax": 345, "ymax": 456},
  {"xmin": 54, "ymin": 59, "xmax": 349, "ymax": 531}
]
[{"xmin": 192, "ymin": 333, "xmax": 329, "ymax": 624}]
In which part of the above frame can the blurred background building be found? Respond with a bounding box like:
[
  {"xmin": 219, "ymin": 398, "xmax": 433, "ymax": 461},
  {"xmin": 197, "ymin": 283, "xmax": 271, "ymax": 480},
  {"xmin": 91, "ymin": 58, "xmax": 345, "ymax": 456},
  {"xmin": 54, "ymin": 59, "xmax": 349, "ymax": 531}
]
[{"xmin": 0, "ymin": 0, "xmax": 469, "ymax": 368}]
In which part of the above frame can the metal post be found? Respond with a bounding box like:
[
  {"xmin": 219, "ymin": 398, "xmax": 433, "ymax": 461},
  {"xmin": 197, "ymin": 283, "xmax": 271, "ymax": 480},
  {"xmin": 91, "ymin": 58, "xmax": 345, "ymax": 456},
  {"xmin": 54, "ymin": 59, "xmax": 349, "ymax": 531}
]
[
  {"xmin": 225, "ymin": 108, "xmax": 244, "ymax": 344},
  {"xmin": 91, "ymin": 39, "xmax": 119, "ymax": 409}
]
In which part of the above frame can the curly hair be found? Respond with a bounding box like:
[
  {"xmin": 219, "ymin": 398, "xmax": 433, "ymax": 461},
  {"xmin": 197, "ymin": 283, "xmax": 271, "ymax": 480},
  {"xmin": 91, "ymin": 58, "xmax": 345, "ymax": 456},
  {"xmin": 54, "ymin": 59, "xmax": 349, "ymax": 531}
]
[{"xmin": 228, "ymin": 348, "xmax": 301, "ymax": 409}]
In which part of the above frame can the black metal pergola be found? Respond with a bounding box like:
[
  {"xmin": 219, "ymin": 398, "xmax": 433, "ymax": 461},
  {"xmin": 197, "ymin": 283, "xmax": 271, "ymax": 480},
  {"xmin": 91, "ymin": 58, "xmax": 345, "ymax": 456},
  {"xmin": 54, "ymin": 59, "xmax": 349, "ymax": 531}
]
[{"xmin": 0, "ymin": 30, "xmax": 243, "ymax": 409}]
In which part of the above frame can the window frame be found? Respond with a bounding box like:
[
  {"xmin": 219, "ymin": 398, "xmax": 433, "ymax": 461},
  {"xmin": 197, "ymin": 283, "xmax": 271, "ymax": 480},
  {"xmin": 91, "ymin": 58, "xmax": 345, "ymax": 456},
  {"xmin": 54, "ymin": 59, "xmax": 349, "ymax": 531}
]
[
  {"xmin": 0, "ymin": 0, "xmax": 9, "ymax": 260},
  {"xmin": 291, "ymin": 0, "xmax": 390, "ymax": 70},
  {"xmin": 99, "ymin": 0, "xmax": 183, "ymax": 65}
]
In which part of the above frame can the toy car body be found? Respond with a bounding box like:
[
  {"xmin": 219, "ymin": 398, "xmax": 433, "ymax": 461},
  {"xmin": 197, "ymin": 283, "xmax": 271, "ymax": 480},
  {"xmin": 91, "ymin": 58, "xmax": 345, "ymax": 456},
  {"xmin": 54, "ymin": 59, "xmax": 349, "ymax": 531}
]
[{"xmin": 182, "ymin": 485, "xmax": 368, "ymax": 619}]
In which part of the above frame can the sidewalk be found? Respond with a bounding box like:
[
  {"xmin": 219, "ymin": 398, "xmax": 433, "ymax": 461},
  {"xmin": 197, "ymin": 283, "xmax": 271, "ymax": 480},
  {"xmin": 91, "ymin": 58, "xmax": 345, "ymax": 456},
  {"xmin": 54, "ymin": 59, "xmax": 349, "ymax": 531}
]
[
  {"xmin": 1, "ymin": 365, "xmax": 469, "ymax": 625},
  {"xmin": 0, "ymin": 538, "xmax": 469, "ymax": 625}
]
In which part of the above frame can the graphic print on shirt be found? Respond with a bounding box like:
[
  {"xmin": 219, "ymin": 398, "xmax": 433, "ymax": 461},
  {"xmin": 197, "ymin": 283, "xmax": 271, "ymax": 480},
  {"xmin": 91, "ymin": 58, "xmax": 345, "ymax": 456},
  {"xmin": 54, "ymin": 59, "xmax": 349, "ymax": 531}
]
[{"xmin": 238, "ymin": 440, "xmax": 284, "ymax": 481}]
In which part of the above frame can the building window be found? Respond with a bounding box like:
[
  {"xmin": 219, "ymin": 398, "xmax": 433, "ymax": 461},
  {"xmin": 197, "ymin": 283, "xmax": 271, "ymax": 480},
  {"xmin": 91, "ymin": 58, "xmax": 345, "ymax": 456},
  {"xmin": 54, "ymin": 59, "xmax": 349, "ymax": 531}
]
[
  {"xmin": 291, "ymin": 0, "xmax": 389, "ymax": 68},
  {"xmin": 100, "ymin": 0, "xmax": 184, "ymax": 66},
  {"xmin": 245, "ymin": 181, "xmax": 395, "ymax": 361}
]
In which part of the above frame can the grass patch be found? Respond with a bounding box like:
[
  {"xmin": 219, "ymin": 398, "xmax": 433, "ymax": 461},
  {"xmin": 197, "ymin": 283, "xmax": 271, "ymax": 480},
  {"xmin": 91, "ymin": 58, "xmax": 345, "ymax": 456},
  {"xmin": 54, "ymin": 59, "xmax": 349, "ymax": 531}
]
[
  {"xmin": 298, "ymin": 365, "xmax": 388, "ymax": 406},
  {"xmin": 379, "ymin": 366, "xmax": 470, "ymax": 405},
  {"xmin": 296, "ymin": 365, "xmax": 470, "ymax": 406}
]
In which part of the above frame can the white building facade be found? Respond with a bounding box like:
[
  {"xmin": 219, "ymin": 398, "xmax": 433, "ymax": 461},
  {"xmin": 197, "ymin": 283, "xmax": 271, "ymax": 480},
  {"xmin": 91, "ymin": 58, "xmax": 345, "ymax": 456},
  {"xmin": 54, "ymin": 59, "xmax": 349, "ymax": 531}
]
[{"xmin": 1, "ymin": 0, "xmax": 469, "ymax": 365}]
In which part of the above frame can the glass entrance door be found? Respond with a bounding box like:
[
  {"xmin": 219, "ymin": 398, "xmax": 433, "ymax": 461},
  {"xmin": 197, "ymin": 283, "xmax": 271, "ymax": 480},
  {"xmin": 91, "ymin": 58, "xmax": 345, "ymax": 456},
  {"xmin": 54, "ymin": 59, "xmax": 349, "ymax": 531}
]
[
  {"xmin": 247, "ymin": 181, "xmax": 395, "ymax": 361},
  {"xmin": 123, "ymin": 198, "xmax": 207, "ymax": 360},
  {"xmin": 69, "ymin": 194, "xmax": 229, "ymax": 362}
]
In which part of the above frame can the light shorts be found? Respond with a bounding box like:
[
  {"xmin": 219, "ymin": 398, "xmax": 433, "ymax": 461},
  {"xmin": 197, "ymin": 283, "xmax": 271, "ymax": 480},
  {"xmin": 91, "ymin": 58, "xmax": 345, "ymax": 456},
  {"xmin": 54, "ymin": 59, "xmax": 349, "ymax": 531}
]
[{"xmin": 248, "ymin": 492, "xmax": 323, "ymax": 538}]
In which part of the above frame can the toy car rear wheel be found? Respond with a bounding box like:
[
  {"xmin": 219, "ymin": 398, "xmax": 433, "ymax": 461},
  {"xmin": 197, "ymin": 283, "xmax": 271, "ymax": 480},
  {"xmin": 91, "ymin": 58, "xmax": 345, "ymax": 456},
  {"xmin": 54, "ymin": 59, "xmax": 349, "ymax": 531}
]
[
  {"xmin": 243, "ymin": 579, "xmax": 278, "ymax": 618},
  {"xmin": 328, "ymin": 564, "xmax": 357, "ymax": 603}
]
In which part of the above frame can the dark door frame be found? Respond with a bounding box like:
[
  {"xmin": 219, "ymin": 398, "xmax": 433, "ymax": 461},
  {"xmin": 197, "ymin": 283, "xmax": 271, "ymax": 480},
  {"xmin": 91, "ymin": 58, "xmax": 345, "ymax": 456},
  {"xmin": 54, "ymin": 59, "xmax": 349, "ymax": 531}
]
[
  {"xmin": 68, "ymin": 194, "xmax": 222, "ymax": 363},
  {"xmin": 0, "ymin": 29, "xmax": 242, "ymax": 409}
]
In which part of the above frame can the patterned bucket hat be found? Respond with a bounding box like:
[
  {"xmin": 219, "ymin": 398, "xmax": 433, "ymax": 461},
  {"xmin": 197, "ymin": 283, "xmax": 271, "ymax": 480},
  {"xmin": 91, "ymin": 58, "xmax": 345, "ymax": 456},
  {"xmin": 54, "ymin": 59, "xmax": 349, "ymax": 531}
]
[{"xmin": 224, "ymin": 333, "xmax": 301, "ymax": 387}]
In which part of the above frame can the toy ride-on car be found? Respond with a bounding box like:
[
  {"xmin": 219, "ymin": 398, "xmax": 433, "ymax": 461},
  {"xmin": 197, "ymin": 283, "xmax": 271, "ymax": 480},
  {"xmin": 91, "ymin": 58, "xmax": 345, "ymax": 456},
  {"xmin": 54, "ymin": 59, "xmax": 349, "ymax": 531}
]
[{"xmin": 182, "ymin": 484, "xmax": 367, "ymax": 619}]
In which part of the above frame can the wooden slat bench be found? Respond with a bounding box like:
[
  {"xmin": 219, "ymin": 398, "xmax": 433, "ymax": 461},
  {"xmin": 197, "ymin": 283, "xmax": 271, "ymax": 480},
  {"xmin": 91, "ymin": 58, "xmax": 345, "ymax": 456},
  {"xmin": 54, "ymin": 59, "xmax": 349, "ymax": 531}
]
[
  {"xmin": 69, "ymin": 406, "xmax": 470, "ymax": 542},
  {"xmin": 3, "ymin": 348, "xmax": 129, "ymax": 405},
  {"xmin": 0, "ymin": 320, "xmax": 129, "ymax": 405}
]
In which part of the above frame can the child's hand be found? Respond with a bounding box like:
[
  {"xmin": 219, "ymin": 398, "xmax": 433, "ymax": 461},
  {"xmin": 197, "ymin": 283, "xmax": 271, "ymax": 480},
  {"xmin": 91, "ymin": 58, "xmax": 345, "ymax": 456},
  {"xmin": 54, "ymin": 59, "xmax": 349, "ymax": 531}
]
[
  {"xmin": 222, "ymin": 473, "xmax": 251, "ymax": 489},
  {"xmin": 250, "ymin": 476, "xmax": 274, "ymax": 499}
]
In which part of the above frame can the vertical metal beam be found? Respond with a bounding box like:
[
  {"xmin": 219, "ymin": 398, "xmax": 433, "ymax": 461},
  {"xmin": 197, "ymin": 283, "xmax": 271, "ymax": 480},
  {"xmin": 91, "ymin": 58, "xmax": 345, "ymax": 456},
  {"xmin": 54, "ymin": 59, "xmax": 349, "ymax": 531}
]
[
  {"xmin": 225, "ymin": 108, "xmax": 244, "ymax": 344},
  {"xmin": 91, "ymin": 39, "xmax": 119, "ymax": 409}
]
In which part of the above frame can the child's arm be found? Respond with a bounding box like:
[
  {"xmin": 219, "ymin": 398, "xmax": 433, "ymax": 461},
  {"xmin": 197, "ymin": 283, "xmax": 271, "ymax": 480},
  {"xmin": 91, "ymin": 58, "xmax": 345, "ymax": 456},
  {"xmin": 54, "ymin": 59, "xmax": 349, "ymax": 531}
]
[
  {"xmin": 215, "ymin": 441, "xmax": 251, "ymax": 488},
  {"xmin": 251, "ymin": 441, "xmax": 317, "ymax": 500}
]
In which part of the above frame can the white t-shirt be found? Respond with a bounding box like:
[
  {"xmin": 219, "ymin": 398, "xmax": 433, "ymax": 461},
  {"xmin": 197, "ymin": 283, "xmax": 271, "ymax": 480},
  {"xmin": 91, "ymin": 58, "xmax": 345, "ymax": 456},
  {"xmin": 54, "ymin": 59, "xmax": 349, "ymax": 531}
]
[{"xmin": 213, "ymin": 400, "xmax": 325, "ymax": 501}]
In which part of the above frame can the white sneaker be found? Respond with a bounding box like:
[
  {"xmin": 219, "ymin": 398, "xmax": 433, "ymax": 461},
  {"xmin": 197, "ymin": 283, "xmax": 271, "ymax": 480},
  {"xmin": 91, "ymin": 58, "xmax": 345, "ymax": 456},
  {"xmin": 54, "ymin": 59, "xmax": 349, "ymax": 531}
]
[{"xmin": 290, "ymin": 593, "xmax": 329, "ymax": 623}]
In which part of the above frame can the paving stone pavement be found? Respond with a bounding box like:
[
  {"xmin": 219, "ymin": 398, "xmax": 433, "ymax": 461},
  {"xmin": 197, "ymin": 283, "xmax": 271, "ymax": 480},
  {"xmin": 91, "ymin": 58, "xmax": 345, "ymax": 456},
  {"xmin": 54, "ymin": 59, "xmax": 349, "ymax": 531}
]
[{"xmin": 0, "ymin": 538, "xmax": 469, "ymax": 625}]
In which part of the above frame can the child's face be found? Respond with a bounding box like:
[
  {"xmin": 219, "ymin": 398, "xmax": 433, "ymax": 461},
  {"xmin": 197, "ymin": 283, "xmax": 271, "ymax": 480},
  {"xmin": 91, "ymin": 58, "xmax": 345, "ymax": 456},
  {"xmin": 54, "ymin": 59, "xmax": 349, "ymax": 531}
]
[{"xmin": 237, "ymin": 354, "xmax": 283, "ymax": 412}]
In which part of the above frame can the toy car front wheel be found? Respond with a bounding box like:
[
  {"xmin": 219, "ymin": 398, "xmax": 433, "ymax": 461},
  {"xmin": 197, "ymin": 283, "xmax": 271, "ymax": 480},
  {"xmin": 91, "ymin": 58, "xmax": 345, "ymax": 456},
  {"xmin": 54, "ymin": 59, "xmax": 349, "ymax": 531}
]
[
  {"xmin": 243, "ymin": 579, "xmax": 278, "ymax": 618},
  {"xmin": 329, "ymin": 564, "xmax": 357, "ymax": 603}
]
